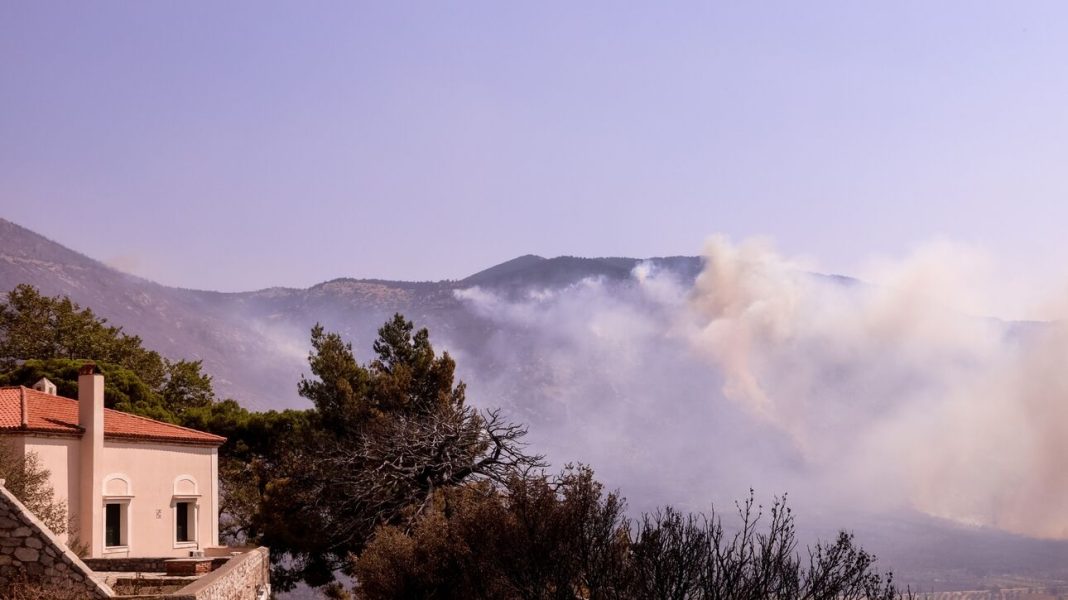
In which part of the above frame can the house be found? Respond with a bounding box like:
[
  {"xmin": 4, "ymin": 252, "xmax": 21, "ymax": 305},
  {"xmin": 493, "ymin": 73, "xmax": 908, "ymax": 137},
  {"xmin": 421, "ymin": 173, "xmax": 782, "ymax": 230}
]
[{"xmin": 0, "ymin": 363, "xmax": 225, "ymax": 558}]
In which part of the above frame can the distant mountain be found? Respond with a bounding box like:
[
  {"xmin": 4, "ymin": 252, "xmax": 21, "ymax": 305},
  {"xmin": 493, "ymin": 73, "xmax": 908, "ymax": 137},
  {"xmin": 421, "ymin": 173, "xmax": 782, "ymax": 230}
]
[
  {"xmin": 0, "ymin": 218, "xmax": 701, "ymax": 408},
  {"xmin": 7, "ymin": 217, "xmax": 1068, "ymax": 592},
  {"xmin": 462, "ymin": 254, "xmax": 703, "ymax": 291}
]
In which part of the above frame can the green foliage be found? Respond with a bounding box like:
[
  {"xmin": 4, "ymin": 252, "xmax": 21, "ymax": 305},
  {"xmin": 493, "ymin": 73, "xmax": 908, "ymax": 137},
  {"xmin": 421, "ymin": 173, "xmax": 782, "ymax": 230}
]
[
  {"xmin": 298, "ymin": 324, "xmax": 369, "ymax": 435},
  {"xmin": 298, "ymin": 314, "xmax": 466, "ymax": 437},
  {"xmin": 368, "ymin": 314, "xmax": 466, "ymax": 416},
  {"xmin": 0, "ymin": 357, "xmax": 217, "ymax": 425},
  {"xmin": 0, "ymin": 358, "xmax": 155, "ymax": 409},
  {"xmin": 0, "ymin": 286, "xmax": 221, "ymax": 424},
  {"xmin": 160, "ymin": 359, "xmax": 216, "ymax": 418},
  {"xmin": 180, "ymin": 399, "xmax": 314, "ymax": 545},
  {"xmin": 0, "ymin": 284, "xmax": 166, "ymax": 388},
  {"xmin": 260, "ymin": 314, "xmax": 539, "ymax": 592}
]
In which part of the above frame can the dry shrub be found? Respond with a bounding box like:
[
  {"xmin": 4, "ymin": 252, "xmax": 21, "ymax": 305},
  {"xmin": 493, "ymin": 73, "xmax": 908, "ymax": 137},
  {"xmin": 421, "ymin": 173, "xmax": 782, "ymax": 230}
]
[
  {"xmin": 0, "ymin": 444, "xmax": 68, "ymax": 536},
  {"xmin": 354, "ymin": 469, "xmax": 906, "ymax": 600},
  {"xmin": 0, "ymin": 574, "xmax": 94, "ymax": 600}
]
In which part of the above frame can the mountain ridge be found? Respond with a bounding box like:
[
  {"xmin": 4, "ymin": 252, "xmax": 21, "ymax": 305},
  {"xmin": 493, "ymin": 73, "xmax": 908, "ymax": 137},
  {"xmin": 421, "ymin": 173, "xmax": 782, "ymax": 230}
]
[
  {"xmin": 0, "ymin": 217, "xmax": 702, "ymax": 408},
  {"xmin": 8, "ymin": 218, "xmax": 1068, "ymax": 592}
]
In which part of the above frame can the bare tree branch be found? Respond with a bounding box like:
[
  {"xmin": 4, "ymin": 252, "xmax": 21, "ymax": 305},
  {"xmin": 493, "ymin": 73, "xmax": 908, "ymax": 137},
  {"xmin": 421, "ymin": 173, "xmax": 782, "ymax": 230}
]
[{"xmin": 307, "ymin": 405, "xmax": 546, "ymax": 553}]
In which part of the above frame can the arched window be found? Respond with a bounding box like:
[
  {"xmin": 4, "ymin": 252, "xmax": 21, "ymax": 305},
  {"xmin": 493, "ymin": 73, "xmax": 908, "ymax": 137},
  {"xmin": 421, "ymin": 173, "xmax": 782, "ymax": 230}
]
[
  {"xmin": 102, "ymin": 474, "xmax": 133, "ymax": 550},
  {"xmin": 172, "ymin": 475, "xmax": 200, "ymax": 547}
]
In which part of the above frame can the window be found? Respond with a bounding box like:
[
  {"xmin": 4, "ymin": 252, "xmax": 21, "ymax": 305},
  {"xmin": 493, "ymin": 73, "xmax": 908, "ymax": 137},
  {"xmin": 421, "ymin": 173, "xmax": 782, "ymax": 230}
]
[
  {"xmin": 176, "ymin": 501, "xmax": 192, "ymax": 542},
  {"xmin": 102, "ymin": 474, "xmax": 132, "ymax": 551},
  {"xmin": 172, "ymin": 476, "xmax": 200, "ymax": 547},
  {"xmin": 105, "ymin": 503, "xmax": 122, "ymax": 547}
]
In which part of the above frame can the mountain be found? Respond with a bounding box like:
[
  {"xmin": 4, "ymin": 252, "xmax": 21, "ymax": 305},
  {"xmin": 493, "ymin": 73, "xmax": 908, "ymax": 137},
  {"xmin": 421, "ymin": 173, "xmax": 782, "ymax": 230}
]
[
  {"xmin": 0, "ymin": 218, "xmax": 699, "ymax": 408},
  {"xmin": 7, "ymin": 217, "xmax": 1068, "ymax": 592},
  {"xmin": 462, "ymin": 254, "xmax": 703, "ymax": 290}
]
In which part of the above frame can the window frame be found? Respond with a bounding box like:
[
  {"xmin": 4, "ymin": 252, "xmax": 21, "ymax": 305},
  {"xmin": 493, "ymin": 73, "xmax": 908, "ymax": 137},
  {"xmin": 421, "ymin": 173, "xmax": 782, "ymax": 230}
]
[
  {"xmin": 101, "ymin": 498, "xmax": 132, "ymax": 553},
  {"xmin": 172, "ymin": 496, "xmax": 200, "ymax": 549},
  {"xmin": 175, "ymin": 501, "xmax": 192, "ymax": 543},
  {"xmin": 105, "ymin": 503, "xmax": 121, "ymax": 547}
]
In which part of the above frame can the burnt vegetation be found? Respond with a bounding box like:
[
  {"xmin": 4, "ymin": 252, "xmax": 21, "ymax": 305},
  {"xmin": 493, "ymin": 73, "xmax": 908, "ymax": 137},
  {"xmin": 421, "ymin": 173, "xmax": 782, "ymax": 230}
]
[
  {"xmin": 0, "ymin": 286, "xmax": 908, "ymax": 598},
  {"xmin": 355, "ymin": 472, "xmax": 904, "ymax": 600}
]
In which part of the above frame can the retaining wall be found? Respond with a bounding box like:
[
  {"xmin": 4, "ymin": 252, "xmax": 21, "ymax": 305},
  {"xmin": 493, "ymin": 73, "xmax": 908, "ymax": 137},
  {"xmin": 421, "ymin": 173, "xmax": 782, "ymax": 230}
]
[
  {"xmin": 84, "ymin": 557, "xmax": 230, "ymax": 573},
  {"xmin": 168, "ymin": 547, "xmax": 270, "ymax": 600},
  {"xmin": 0, "ymin": 481, "xmax": 267, "ymax": 599},
  {"xmin": 84, "ymin": 558, "xmax": 169, "ymax": 573},
  {"xmin": 0, "ymin": 481, "xmax": 114, "ymax": 598}
]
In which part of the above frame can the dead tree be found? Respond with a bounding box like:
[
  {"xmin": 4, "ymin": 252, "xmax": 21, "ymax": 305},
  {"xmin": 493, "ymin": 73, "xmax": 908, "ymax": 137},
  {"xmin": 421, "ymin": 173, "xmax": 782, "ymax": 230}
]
[{"xmin": 310, "ymin": 405, "xmax": 545, "ymax": 554}]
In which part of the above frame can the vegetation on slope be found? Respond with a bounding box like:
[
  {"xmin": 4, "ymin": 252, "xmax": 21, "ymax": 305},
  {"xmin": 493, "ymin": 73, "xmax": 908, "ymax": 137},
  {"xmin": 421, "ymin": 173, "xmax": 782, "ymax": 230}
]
[{"xmin": 0, "ymin": 285, "xmax": 907, "ymax": 599}]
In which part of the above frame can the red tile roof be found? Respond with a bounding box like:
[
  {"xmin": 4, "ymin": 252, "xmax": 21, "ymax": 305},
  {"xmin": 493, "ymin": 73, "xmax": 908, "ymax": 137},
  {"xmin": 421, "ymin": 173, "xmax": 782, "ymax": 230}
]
[{"xmin": 0, "ymin": 387, "xmax": 225, "ymax": 446}]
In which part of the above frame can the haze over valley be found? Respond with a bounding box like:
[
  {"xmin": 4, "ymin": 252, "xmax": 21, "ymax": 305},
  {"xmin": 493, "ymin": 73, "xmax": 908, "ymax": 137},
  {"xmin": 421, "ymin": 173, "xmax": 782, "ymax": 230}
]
[
  {"xmin": 9, "ymin": 4, "xmax": 1068, "ymax": 597},
  {"xmin": 6, "ymin": 217, "xmax": 1068, "ymax": 593}
]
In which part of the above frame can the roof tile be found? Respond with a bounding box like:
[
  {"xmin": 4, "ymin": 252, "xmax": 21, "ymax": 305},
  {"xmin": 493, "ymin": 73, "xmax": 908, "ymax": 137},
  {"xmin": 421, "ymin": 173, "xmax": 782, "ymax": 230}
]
[{"xmin": 0, "ymin": 387, "xmax": 225, "ymax": 446}]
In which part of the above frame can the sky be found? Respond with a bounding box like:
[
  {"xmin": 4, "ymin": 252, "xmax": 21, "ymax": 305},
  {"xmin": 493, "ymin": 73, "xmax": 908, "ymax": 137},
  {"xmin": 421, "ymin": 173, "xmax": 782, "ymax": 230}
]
[{"xmin": 2, "ymin": 2, "xmax": 1068, "ymax": 294}]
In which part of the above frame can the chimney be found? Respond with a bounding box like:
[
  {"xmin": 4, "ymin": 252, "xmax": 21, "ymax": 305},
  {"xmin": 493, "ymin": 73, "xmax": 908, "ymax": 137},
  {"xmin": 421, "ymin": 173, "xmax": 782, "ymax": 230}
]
[
  {"xmin": 78, "ymin": 363, "xmax": 104, "ymax": 557},
  {"xmin": 32, "ymin": 377, "xmax": 56, "ymax": 395},
  {"xmin": 18, "ymin": 388, "xmax": 28, "ymax": 428}
]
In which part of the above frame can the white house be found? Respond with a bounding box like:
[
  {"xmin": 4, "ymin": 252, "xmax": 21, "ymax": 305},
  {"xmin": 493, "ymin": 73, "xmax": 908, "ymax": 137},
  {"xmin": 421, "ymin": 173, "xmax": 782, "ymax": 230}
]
[{"xmin": 0, "ymin": 363, "xmax": 225, "ymax": 558}]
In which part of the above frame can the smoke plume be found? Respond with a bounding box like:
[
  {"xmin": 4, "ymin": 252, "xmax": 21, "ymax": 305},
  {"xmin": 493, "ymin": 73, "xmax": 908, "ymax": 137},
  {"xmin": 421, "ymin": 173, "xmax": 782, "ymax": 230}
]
[{"xmin": 453, "ymin": 235, "xmax": 1068, "ymax": 540}]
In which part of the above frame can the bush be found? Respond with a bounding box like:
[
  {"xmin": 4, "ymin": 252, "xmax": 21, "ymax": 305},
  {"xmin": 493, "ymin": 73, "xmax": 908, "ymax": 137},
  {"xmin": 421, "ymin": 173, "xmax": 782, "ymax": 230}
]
[{"xmin": 355, "ymin": 471, "xmax": 905, "ymax": 600}]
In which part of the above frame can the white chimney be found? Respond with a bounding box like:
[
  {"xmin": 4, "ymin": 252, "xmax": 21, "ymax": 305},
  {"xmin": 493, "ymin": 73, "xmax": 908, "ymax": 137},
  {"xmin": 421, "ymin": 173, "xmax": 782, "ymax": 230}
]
[
  {"xmin": 31, "ymin": 377, "xmax": 56, "ymax": 395},
  {"xmin": 19, "ymin": 388, "xmax": 28, "ymax": 428},
  {"xmin": 78, "ymin": 363, "xmax": 104, "ymax": 557}
]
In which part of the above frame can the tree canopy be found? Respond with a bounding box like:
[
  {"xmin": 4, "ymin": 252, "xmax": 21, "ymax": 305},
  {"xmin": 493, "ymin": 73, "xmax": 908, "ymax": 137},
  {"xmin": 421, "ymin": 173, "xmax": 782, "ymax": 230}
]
[
  {"xmin": 0, "ymin": 284, "xmax": 166, "ymax": 388},
  {"xmin": 262, "ymin": 314, "xmax": 543, "ymax": 589},
  {"xmin": 0, "ymin": 285, "xmax": 216, "ymax": 423},
  {"xmin": 298, "ymin": 314, "xmax": 467, "ymax": 435}
]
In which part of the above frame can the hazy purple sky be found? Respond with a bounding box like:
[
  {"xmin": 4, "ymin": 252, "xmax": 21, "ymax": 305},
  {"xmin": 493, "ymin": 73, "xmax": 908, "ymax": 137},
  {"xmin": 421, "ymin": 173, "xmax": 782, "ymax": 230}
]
[{"xmin": 2, "ymin": 2, "xmax": 1068, "ymax": 292}]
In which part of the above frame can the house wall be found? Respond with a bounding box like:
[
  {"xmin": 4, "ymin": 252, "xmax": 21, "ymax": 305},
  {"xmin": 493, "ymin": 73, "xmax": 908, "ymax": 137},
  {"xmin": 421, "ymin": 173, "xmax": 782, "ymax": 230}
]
[
  {"xmin": 3, "ymin": 433, "xmax": 220, "ymax": 558},
  {"xmin": 21, "ymin": 435, "xmax": 81, "ymax": 545},
  {"xmin": 94, "ymin": 440, "xmax": 219, "ymax": 558}
]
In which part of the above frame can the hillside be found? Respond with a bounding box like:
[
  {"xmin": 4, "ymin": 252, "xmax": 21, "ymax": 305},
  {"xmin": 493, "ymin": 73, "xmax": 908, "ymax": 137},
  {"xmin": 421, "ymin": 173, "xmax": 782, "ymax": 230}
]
[
  {"xmin": 0, "ymin": 217, "xmax": 699, "ymax": 408},
  {"xmin": 7, "ymin": 217, "xmax": 1068, "ymax": 592}
]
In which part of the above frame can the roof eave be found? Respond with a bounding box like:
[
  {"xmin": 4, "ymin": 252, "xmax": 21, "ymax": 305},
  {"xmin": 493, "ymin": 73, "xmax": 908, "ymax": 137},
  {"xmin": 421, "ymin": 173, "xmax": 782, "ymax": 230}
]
[
  {"xmin": 0, "ymin": 428, "xmax": 82, "ymax": 439},
  {"xmin": 0, "ymin": 428, "xmax": 225, "ymax": 446},
  {"xmin": 104, "ymin": 433, "xmax": 226, "ymax": 447}
]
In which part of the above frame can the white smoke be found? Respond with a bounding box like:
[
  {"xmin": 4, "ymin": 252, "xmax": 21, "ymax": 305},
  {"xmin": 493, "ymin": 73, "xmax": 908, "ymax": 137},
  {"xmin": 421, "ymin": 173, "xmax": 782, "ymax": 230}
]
[{"xmin": 453, "ymin": 235, "xmax": 1068, "ymax": 539}]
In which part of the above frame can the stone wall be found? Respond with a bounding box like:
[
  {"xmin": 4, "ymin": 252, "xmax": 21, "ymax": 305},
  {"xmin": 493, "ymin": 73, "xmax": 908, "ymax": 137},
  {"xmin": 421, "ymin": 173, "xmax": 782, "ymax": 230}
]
[
  {"xmin": 85, "ymin": 557, "xmax": 231, "ymax": 574},
  {"xmin": 0, "ymin": 482, "xmax": 266, "ymax": 600},
  {"xmin": 167, "ymin": 548, "xmax": 269, "ymax": 600},
  {"xmin": 84, "ymin": 557, "xmax": 169, "ymax": 573},
  {"xmin": 0, "ymin": 482, "xmax": 114, "ymax": 598}
]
